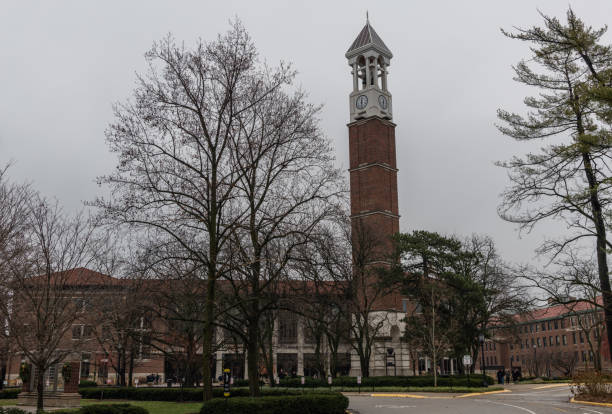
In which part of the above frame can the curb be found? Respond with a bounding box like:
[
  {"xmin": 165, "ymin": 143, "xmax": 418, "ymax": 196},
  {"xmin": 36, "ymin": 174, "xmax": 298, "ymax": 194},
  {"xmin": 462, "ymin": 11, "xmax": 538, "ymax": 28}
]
[
  {"xmin": 570, "ymin": 397, "xmax": 612, "ymax": 408},
  {"xmin": 361, "ymin": 389, "xmax": 510, "ymax": 399},
  {"xmin": 456, "ymin": 389, "xmax": 511, "ymax": 398}
]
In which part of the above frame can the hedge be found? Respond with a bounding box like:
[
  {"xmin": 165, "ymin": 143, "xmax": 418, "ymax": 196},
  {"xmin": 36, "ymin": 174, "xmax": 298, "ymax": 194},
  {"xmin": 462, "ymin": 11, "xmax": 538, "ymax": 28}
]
[
  {"xmin": 52, "ymin": 404, "xmax": 148, "ymax": 414},
  {"xmin": 79, "ymin": 387, "xmax": 304, "ymax": 401},
  {"xmin": 0, "ymin": 389, "xmax": 20, "ymax": 399},
  {"xmin": 79, "ymin": 380, "xmax": 98, "ymax": 387},
  {"xmin": 200, "ymin": 393, "xmax": 348, "ymax": 414},
  {"xmin": 0, "ymin": 408, "xmax": 29, "ymax": 414},
  {"xmin": 277, "ymin": 375, "xmax": 494, "ymax": 388}
]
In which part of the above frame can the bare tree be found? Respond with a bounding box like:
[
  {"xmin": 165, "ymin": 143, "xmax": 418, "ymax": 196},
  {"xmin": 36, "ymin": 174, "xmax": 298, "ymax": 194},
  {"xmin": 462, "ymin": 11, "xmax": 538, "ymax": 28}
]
[
  {"xmin": 311, "ymin": 217, "xmax": 394, "ymax": 378},
  {"xmin": 0, "ymin": 197, "xmax": 101, "ymax": 411},
  {"xmin": 96, "ymin": 22, "xmax": 295, "ymax": 400}
]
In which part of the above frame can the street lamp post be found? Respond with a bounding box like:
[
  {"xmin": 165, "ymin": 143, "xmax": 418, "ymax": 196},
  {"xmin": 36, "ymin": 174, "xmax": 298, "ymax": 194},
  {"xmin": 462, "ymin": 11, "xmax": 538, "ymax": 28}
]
[
  {"xmin": 478, "ymin": 334, "xmax": 487, "ymax": 387},
  {"xmin": 533, "ymin": 344, "xmax": 537, "ymax": 378}
]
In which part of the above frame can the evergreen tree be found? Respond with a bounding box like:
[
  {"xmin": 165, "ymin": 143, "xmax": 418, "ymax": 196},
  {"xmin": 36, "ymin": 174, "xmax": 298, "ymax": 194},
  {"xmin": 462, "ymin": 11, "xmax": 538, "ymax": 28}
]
[{"xmin": 498, "ymin": 8, "xmax": 612, "ymax": 358}]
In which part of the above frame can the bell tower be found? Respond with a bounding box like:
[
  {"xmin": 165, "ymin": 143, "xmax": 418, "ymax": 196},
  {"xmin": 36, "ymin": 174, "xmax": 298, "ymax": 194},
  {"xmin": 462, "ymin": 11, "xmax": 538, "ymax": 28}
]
[{"xmin": 347, "ymin": 18, "xmax": 400, "ymax": 286}]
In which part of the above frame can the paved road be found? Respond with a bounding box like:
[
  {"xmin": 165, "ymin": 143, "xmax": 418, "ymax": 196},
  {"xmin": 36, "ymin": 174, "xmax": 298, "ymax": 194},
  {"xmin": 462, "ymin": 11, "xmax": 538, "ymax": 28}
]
[{"xmin": 348, "ymin": 384, "xmax": 612, "ymax": 414}]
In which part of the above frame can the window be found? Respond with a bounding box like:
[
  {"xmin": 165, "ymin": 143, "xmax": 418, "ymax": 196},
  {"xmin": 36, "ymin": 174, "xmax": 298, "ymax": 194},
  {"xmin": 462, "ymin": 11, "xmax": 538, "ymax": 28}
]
[
  {"xmin": 510, "ymin": 343, "xmax": 514, "ymax": 350},
  {"xmin": 531, "ymin": 338, "xmax": 535, "ymax": 346},
  {"xmin": 561, "ymin": 319, "xmax": 565, "ymax": 329},
  {"xmin": 549, "ymin": 336, "xmax": 553, "ymax": 346},
  {"xmin": 554, "ymin": 320, "xmax": 558, "ymax": 329},
  {"xmin": 541, "ymin": 322, "xmax": 546, "ymax": 331},
  {"xmin": 573, "ymin": 332, "xmax": 577, "ymax": 344},
  {"xmin": 555, "ymin": 335, "xmax": 559, "ymax": 345},
  {"xmin": 571, "ymin": 317, "xmax": 576, "ymax": 327},
  {"xmin": 548, "ymin": 321, "xmax": 552, "ymax": 330},
  {"xmin": 516, "ymin": 354, "xmax": 520, "ymax": 362},
  {"xmin": 520, "ymin": 342, "xmax": 524, "ymax": 350},
  {"xmin": 542, "ymin": 337, "xmax": 547, "ymax": 347},
  {"xmin": 537, "ymin": 338, "xmax": 541, "ymax": 347},
  {"xmin": 582, "ymin": 351, "xmax": 586, "ymax": 362},
  {"xmin": 562, "ymin": 335, "xmax": 567, "ymax": 345},
  {"xmin": 72, "ymin": 325, "xmax": 81, "ymax": 339},
  {"xmin": 494, "ymin": 356, "xmax": 497, "ymax": 364},
  {"xmin": 535, "ymin": 324, "xmax": 539, "ymax": 332},
  {"xmin": 80, "ymin": 353, "xmax": 91, "ymax": 378},
  {"xmin": 83, "ymin": 325, "xmax": 93, "ymax": 338},
  {"xmin": 530, "ymin": 325, "xmax": 533, "ymax": 333},
  {"xmin": 580, "ymin": 332, "xmax": 584, "ymax": 343},
  {"xmin": 279, "ymin": 312, "xmax": 298, "ymax": 344}
]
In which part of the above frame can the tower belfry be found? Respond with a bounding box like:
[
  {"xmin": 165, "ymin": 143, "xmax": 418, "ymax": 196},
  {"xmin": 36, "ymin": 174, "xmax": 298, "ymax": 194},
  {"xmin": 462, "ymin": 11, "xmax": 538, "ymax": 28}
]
[
  {"xmin": 346, "ymin": 18, "xmax": 393, "ymax": 122},
  {"xmin": 346, "ymin": 18, "xmax": 400, "ymax": 281}
]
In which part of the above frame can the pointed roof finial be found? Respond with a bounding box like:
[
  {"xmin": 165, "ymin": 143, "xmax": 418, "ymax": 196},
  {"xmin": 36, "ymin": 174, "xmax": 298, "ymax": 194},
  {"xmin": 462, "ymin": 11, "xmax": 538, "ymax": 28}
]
[{"xmin": 366, "ymin": 10, "xmax": 369, "ymax": 24}]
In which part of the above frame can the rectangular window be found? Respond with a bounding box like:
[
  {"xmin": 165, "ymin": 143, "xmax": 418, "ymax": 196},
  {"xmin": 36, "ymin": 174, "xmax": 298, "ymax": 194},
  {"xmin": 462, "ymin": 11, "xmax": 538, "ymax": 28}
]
[
  {"xmin": 548, "ymin": 321, "xmax": 552, "ymax": 330},
  {"xmin": 542, "ymin": 337, "xmax": 547, "ymax": 347},
  {"xmin": 80, "ymin": 353, "xmax": 91, "ymax": 378},
  {"xmin": 541, "ymin": 322, "xmax": 546, "ymax": 331},
  {"xmin": 531, "ymin": 338, "xmax": 535, "ymax": 346},
  {"xmin": 582, "ymin": 351, "xmax": 586, "ymax": 362},
  {"xmin": 561, "ymin": 319, "xmax": 565, "ymax": 329},
  {"xmin": 549, "ymin": 336, "xmax": 553, "ymax": 346},
  {"xmin": 520, "ymin": 342, "xmax": 524, "ymax": 350},
  {"xmin": 537, "ymin": 337, "xmax": 541, "ymax": 347},
  {"xmin": 562, "ymin": 335, "xmax": 567, "ymax": 345},
  {"xmin": 535, "ymin": 324, "xmax": 539, "ymax": 332},
  {"xmin": 516, "ymin": 355, "xmax": 520, "ymax": 362},
  {"xmin": 510, "ymin": 344, "xmax": 514, "ymax": 350},
  {"xmin": 83, "ymin": 325, "xmax": 93, "ymax": 338},
  {"xmin": 555, "ymin": 335, "xmax": 559, "ymax": 345},
  {"xmin": 530, "ymin": 324, "xmax": 534, "ymax": 333},
  {"xmin": 580, "ymin": 332, "xmax": 584, "ymax": 343},
  {"xmin": 573, "ymin": 332, "xmax": 577, "ymax": 344},
  {"xmin": 571, "ymin": 317, "xmax": 576, "ymax": 326},
  {"xmin": 72, "ymin": 325, "xmax": 82, "ymax": 340},
  {"xmin": 554, "ymin": 320, "xmax": 558, "ymax": 329}
]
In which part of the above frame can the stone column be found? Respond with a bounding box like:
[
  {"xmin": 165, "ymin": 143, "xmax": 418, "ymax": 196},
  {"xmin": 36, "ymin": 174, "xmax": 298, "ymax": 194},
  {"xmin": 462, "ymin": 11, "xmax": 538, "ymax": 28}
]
[
  {"xmin": 381, "ymin": 64, "xmax": 388, "ymax": 91},
  {"xmin": 352, "ymin": 63, "xmax": 358, "ymax": 92},
  {"xmin": 364, "ymin": 61, "xmax": 371, "ymax": 89},
  {"xmin": 216, "ymin": 351, "xmax": 223, "ymax": 381}
]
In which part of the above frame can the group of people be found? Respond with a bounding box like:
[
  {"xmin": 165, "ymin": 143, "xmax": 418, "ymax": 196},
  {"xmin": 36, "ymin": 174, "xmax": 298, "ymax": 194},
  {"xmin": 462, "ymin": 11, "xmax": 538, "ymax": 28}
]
[{"xmin": 496, "ymin": 368, "xmax": 522, "ymax": 384}]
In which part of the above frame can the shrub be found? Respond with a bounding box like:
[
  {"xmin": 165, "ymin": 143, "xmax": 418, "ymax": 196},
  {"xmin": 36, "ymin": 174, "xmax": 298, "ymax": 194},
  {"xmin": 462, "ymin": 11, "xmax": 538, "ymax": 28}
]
[
  {"xmin": 79, "ymin": 380, "xmax": 98, "ymax": 387},
  {"xmin": 200, "ymin": 393, "xmax": 348, "ymax": 414},
  {"xmin": 571, "ymin": 371, "xmax": 612, "ymax": 401}
]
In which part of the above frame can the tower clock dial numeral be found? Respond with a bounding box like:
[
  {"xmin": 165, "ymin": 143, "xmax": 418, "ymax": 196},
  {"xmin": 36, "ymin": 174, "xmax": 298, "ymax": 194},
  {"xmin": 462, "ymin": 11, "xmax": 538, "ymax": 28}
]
[
  {"xmin": 356, "ymin": 95, "xmax": 368, "ymax": 110},
  {"xmin": 378, "ymin": 95, "xmax": 388, "ymax": 109}
]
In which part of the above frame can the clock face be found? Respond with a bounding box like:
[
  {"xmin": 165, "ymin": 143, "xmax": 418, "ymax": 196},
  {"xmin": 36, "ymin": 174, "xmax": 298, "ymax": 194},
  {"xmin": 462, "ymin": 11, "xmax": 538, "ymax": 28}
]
[
  {"xmin": 356, "ymin": 95, "xmax": 368, "ymax": 110},
  {"xmin": 378, "ymin": 95, "xmax": 388, "ymax": 109}
]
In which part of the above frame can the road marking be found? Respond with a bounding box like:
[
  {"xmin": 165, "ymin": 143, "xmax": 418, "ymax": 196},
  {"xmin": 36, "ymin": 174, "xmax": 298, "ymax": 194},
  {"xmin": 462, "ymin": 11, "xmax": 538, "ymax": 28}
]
[
  {"xmin": 582, "ymin": 409, "xmax": 604, "ymax": 414},
  {"xmin": 375, "ymin": 405, "xmax": 417, "ymax": 409},
  {"xmin": 533, "ymin": 384, "xmax": 569, "ymax": 389},
  {"xmin": 483, "ymin": 400, "xmax": 537, "ymax": 414}
]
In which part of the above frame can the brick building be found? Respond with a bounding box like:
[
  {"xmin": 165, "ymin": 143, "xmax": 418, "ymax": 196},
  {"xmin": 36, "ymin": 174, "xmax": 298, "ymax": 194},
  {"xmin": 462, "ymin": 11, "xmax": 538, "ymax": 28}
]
[{"xmin": 480, "ymin": 299, "xmax": 611, "ymax": 378}]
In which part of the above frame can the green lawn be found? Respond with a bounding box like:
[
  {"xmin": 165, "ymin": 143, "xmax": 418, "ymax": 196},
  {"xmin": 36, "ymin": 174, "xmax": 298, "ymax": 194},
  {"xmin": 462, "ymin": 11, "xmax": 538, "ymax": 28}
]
[
  {"xmin": 0, "ymin": 399, "xmax": 17, "ymax": 406},
  {"xmin": 82, "ymin": 399, "xmax": 201, "ymax": 414}
]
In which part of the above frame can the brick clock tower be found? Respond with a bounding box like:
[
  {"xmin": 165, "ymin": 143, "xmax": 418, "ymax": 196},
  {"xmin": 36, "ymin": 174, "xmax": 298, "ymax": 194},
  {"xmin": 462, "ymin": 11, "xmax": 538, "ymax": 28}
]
[{"xmin": 346, "ymin": 18, "xmax": 400, "ymax": 309}]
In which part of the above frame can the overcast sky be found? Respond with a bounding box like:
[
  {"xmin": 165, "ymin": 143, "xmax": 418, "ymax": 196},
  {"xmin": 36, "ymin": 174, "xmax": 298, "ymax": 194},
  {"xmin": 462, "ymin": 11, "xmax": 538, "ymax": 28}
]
[{"xmin": 1, "ymin": 0, "xmax": 611, "ymax": 265}]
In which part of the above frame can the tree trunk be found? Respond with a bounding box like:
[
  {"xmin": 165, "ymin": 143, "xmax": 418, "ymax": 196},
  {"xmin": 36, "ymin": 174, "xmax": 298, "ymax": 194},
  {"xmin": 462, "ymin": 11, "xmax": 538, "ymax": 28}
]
[
  {"xmin": 581, "ymin": 151, "xmax": 612, "ymax": 361},
  {"xmin": 128, "ymin": 351, "xmax": 134, "ymax": 387},
  {"xmin": 36, "ymin": 364, "xmax": 44, "ymax": 412},
  {"xmin": 247, "ymin": 320, "xmax": 260, "ymax": 397},
  {"xmin": 202, "ymin": 275, "xmax": 215, "ymax": 400}
]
